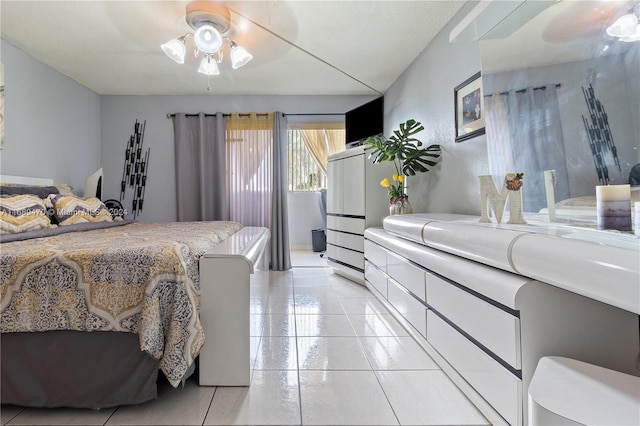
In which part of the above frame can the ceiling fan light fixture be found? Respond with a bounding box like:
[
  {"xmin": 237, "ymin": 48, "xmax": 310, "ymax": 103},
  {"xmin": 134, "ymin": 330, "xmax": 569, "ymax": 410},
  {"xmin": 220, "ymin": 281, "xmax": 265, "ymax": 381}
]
[
  {"xmin": 198, "ymin": 55, "xmax": 220, "ymax": 75},
  {"xmin": 606, "ymin": 13, "xmax": 638, "ymax": 37},
  {"xmin": 161, "ymin": 38, "xmax": 186, "ymax": 64},
  {"xmin": 162, "ymin": 1, "xmax": 252, "ymax": 84},
  {"xmin": 619, "ymin": 24, "xmax": 640, "ymax": 42},
  {"xmin": 194, "ymin": 24, "xmax": 223, "ymax": 53},
  {"xmin": 230, "ymin": 43, "xmax": 253, "ymax": 69}
]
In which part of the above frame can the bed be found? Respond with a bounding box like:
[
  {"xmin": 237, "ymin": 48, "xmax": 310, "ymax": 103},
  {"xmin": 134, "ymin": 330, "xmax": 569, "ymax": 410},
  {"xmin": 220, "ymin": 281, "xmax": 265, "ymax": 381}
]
[
  {"xmin": 0, "ymin": 175, "xmax": 270, "ymax": 408},
  {"xmin": 538, "ymin": 187, "xmax": 640, "ymax": 220}
]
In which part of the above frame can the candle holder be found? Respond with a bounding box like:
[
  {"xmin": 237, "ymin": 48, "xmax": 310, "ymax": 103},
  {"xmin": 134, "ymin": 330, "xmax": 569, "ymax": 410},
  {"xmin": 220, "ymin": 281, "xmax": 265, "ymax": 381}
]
[{"xmin": 596, "ymin": 185, "xmax": 631, "ymax": 231}]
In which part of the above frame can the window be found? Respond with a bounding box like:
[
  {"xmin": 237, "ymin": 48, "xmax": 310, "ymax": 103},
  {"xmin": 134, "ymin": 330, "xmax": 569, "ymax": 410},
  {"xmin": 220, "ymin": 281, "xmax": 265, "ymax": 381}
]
[{"xmin": 287, "ymin": 123, "xmax": 345, "ymax": 192}]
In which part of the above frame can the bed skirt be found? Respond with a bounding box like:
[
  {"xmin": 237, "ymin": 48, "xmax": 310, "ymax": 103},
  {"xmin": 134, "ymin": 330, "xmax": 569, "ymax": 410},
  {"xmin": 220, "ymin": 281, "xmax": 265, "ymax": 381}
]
[{"xmin": 1, "ymin": 331, "xmax": 160, "ymax": 409}]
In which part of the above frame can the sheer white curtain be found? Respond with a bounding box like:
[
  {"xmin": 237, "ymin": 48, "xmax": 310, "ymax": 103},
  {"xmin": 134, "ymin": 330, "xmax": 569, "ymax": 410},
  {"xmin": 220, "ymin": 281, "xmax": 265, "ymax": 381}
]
[
  {"xmin": 485, "ymin": 93, "xmax": 514, "ymax": 187},
  {"xmin": 226, "ymin": 112, "xmax": 291, "ymax": 270},
  {"xmin": 226, "ymin": 113, "xmax": 273, "ymax": 227}
]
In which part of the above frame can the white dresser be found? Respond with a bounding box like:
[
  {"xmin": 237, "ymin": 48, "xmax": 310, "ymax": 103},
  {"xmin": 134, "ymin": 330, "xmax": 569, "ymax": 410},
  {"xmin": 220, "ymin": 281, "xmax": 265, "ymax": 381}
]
[
  {"xmin": 326, "ymin": 146, "xmax": 393, "ymax": 283},
  {"xmin": 364, "ymin": 214, "xmax": 640, "ymax": 426}
]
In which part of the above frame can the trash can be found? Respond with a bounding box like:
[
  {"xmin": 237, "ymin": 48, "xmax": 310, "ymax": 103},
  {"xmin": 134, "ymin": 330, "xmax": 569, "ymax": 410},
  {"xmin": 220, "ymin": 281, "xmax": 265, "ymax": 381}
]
[{"xmin": 312, "ymin": 229, "xmax": 326, "ymax": 252}]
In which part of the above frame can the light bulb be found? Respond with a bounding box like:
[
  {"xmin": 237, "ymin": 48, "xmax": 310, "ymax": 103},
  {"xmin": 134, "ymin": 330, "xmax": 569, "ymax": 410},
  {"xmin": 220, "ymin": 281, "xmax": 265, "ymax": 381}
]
[{"xmin": 194, "ymin": 25, "xmax": 223, "ymax": 53}]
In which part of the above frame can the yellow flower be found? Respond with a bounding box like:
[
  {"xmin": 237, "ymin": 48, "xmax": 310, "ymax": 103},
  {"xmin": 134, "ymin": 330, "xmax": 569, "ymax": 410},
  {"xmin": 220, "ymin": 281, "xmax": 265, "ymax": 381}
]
[
  {"xmin": 392, "ymin": 173, "xmax": 399, "ymax": 182},
  {"xmin": 380, "ymin": 177, "xmax": 391, "ymax": 188},
  {"xmin": 398, "ymin": 175, "xmax": 405, "ymax": 183}
]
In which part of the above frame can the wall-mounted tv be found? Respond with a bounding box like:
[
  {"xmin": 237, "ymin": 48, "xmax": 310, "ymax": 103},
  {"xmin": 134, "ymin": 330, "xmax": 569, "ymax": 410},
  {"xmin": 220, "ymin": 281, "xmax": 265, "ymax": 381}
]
[{"xmin": 345, "ymin": 96, "xmax": 384, "ymax": 147}]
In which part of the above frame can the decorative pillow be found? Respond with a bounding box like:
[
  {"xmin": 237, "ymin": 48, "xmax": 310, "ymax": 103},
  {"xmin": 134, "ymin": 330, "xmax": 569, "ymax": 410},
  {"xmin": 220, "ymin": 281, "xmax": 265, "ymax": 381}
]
[
  {"xmin": 0, "ymin": 195, "xmax": 55, "ymax": 234},
  {"xmin": 46, "ymin": 194, "xmax": 113, "ymax": 225},
  {"xmin": 54, "ymin": 184, "xmax": 75, "ymax": 196},
  {"xmin": 0, "ymin": 184, "xmax": 60, "ymax": 198}
]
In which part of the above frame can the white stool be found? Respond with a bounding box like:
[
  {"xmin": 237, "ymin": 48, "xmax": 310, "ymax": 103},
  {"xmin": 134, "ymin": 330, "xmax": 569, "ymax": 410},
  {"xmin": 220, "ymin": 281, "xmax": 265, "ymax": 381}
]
[{"xmin": 528, "ymin": 356, "xmax": 640, "ymax": 425}]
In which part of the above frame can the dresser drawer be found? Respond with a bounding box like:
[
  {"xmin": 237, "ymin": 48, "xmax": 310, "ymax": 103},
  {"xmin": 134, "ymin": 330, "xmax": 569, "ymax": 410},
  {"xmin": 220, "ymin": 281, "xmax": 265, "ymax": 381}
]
[
  {"xmin": 327, "ymin": 244, "xmax": 364, "ymax": 271},
  {"xmin": 365, "ymin": 261, "xmax": 387, "ymax": 299},
  {"xmin": 327, "ymin": 216, "xmax": 365, "ymax": 235},
  {"xmin": 327, "ymin": 230, "xmax": 363, "ymax": 252},
  {"xmin": 388, "ymin": 278, "xmax": 427, "ymax": 338},
  {"xmin": 387, "ymin": 252, "xmax": 426, "ymax": 302},
  {"xmin": 427, "ymin": 274, "xmax": 521, "ymax": 369},
  {"xmin": 428, "ymin": 311, "xmax": 522, "ymax": 426},
  {"xmin": 364, "ymin": 239, "xmax": 387, "ymax": 270}
]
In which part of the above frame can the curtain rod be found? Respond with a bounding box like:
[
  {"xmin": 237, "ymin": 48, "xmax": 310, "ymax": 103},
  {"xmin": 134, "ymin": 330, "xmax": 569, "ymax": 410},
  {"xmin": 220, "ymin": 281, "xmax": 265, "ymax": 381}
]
[
  {"xmin": 484, "ymin": 83, "xmax": 562, "ymax": 98},
  {"xmin": 282, "ymin": 113, "xmax": 345, "ymax": 116},
  {"xmin": 167, "ymin": 112, "xmax": 344, "ymax": 119}
]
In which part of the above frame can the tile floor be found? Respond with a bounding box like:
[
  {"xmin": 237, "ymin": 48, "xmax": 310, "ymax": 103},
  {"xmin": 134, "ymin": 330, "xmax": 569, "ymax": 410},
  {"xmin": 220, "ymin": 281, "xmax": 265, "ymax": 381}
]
[{"xmin": 1, "ymin": 252, "xmax": 490, "ymax": 426}]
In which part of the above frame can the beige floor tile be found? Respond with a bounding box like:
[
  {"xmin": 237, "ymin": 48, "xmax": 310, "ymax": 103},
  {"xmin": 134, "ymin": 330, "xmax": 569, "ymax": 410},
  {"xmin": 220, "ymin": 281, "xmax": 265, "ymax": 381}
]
[
  {"xmin": 105, "ymin": 377, "xmax": 214, "ymax": 425},
  {"xmin": 204, "ymin": 370, "xmax": 300, "ymax": 425},
  {"xmin": 253, "ymin": 336, "xmax": 298, "ymax": 370},
  {"xmin": 5, "ymin": 406, "xmax": 114, "ymax": 426},
  {"xmin": 359, "ymin": 336, "xmax": 439, "ymax": 370},
  {"xmin": 262, "ymin": 314, "xmax": 296, "ymax": 336},
  {"xmin": 347, "ymin": 313, "xmax": 410, "ymax": 337},
  {"xmin": 299, "ymin": 370, "xmax": 398, "ymax": 425},
  {"xmin": 297, "ymin": 337, "xmax": 371, "ymax": 370},
  {"xmin": 375, "ymin": 370, "xmax": 490, "ymax": 425},
  {"xmin": 339, "ymin": 297, "xmax": 391, "ymax": 315},
  {"xmin": 294, "ymin": 295, "xmax": 345, "ymax": 315},
  {"xmin": 295, "ymin": 314, "xmax": 356, "ymax": 337},
  {"xmin": 1, "ymin": 406, "xmax": 23, "ymax": 425}
]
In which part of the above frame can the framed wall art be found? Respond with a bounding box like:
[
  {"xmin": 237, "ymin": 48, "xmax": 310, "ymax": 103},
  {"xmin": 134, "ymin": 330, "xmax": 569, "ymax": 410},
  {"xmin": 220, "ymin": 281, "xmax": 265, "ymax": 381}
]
[{"xmin": 454, "ymin": 71, "xmax": 485, "ymax": 143}]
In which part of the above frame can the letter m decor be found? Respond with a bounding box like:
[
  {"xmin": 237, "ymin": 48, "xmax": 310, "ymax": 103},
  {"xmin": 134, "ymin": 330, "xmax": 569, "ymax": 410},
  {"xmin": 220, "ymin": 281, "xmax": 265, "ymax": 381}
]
[{"xmin": 478, "ymin": 175, "xmax": 527, "ymax": 224}]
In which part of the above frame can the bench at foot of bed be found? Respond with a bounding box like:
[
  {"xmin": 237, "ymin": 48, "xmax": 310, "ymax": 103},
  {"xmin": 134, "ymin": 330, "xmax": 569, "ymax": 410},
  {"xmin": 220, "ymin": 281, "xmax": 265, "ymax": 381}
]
[{"xmin": 198, "ymin": 226, "xmax": 270, "ymax": 386}]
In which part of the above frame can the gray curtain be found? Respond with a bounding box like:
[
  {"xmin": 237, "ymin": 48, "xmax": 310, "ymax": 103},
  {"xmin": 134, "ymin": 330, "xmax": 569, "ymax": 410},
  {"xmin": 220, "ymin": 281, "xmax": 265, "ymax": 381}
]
[
  {"xmin": 271, "ymin": 112, "xmax": 291, "ymax": 271},
  {"xmin": 504, "ymin": 86, "xmax": 570, "ymax": 212},
  {"xmin": 172, "ymin": 113, "xmax": 228, "ymax": 221}
]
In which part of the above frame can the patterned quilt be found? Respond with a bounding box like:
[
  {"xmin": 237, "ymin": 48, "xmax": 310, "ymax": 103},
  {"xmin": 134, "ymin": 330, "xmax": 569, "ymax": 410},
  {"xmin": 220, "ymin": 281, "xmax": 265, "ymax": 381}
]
[{"xmin": 0, "ymin": 221, "xmax": 243, "ymax": 386}]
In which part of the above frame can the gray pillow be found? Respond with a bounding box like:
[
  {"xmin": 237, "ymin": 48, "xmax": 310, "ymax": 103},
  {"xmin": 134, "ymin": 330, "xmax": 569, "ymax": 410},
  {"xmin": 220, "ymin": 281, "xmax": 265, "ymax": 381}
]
[{"xmin": 0, "ymin": 185, "xmax": 60, "ymax": 198}]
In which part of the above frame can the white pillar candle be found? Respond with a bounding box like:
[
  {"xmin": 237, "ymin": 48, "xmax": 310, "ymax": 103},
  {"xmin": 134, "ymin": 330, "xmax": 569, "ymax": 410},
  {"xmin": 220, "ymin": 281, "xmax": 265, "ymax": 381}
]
[
  {"xmin": 596, "ymin": 184, "xmax": 632, "ymax": 231},
  {"xmin": 544, "ymin": 170, "xmax": 556, "ymax": 222},
  {"xmin": 595, "ymin": 184, "xmax": 631, "ymax": 201}
]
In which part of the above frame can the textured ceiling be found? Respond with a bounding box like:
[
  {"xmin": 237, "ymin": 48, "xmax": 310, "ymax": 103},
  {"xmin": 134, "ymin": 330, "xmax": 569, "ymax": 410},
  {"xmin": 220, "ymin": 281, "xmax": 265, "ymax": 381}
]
[{"xmin": 0, "ymin": 0, "xmax": 465, "ymax": 95}]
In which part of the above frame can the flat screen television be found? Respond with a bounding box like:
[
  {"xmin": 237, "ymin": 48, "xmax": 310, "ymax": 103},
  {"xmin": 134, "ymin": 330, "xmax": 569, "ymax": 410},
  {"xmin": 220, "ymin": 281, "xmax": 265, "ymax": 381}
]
[{"xmin": 345, "ymin": 96, "xmax": 383, "ymax": 147}]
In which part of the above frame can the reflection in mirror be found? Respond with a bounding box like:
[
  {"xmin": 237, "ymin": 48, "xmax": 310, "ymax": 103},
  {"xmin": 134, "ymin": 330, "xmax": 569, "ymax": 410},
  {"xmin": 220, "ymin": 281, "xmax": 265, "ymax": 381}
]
[{"xmin": 480, "ymin": 0, "xmax": 639, "ymax": 214}]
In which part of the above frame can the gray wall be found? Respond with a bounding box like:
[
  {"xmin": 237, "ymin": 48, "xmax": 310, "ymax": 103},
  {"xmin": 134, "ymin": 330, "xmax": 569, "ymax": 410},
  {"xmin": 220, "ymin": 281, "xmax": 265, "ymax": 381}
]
[
  {"xmin": 100, "ymin": 95, "xmax": 372, "ymax": 223},
  {"xmin": 483, "ymin": 52, "xmax": 638, "ymax": 198},
  {"xmin": 383, "ymin": 2, "xmax": 487, "ymax": 215},
  {"xmin": 0, "ymin": 40, "xmax": 100, "ymax": 191}
]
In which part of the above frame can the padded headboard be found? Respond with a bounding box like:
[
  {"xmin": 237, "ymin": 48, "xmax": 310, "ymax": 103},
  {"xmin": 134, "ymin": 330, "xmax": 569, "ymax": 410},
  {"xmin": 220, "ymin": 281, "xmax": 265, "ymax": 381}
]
[{"xmin": 0, "ymin": 175, "xmax": 54, "ymax": 186}]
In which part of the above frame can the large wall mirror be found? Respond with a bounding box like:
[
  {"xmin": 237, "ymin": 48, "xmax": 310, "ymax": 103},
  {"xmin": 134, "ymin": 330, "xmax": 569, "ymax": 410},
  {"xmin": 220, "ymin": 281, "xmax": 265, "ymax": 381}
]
[{"xmin": 479, "ymin": 0, "xmax": 639, "ymax": 214}]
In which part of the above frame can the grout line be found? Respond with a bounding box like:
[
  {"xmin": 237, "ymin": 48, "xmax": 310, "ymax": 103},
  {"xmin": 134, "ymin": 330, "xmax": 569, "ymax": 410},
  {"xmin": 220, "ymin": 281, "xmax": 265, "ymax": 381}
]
[
  {"xmin": 201, "ymin": 386, "xmax": 219, "ymax": 426},
  {"xmin": 103, "ymin": 405, "xmax": 118, "ymax": 426},
  {"xmin": 1, "ymin": 407, "xmax": 25, "ymax": 426},
  {"xmin": 371, "ymin": 369, "xmax": 402, "ymax": 426},
  {"xmin": 291, "ymin": 268, "xmax": 305, "ymax": 425}
]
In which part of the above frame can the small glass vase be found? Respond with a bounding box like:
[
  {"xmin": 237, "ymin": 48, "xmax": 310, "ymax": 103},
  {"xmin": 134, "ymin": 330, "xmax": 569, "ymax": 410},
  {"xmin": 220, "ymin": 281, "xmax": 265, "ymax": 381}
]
[{"xmin": 389, "ymin": 197, "xmax": 413, "ymax": 215}]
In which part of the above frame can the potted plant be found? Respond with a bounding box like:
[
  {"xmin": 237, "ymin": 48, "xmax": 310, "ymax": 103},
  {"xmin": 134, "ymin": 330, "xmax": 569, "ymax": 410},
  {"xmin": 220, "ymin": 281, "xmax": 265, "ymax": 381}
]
[{"xmin": 363, "ymin": 119, "xmax": 442, "ymax": 214}]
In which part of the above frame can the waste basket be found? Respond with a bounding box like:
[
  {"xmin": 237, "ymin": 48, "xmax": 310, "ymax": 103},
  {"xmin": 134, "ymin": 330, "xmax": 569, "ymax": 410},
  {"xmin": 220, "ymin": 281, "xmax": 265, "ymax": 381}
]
[{"xmin": 312, "ymin": 229, "xmax": 326, "ymax": 252}]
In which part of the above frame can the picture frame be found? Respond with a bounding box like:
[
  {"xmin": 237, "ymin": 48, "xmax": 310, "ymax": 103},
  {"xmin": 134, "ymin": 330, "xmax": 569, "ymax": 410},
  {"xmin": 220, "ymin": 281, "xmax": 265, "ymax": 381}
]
[{"xmin": 454, "ymin": 71, "xmax": 485, "ymax": 143}]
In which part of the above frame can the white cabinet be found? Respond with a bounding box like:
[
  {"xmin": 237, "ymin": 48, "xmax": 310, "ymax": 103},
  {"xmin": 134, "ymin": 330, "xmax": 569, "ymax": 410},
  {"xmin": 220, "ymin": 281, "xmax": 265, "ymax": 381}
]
[
  {"xmin": 326, "ymin": 146, "xmax": 393, "ymax": 283},
  {"xmin": 364, "ymin": 217, "xmax": 640, "ymax": 426}
]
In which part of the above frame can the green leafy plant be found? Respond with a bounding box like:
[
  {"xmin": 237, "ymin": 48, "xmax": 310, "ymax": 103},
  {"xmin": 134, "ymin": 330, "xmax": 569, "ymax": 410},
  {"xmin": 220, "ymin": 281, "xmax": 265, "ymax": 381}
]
[
  {"xmin": 364, "ymin": 119, "xmax": 442, "ymax": 206},
  {"xmin": 363, "ymin": 119, "xmax": 442, "ymax": 177}
]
